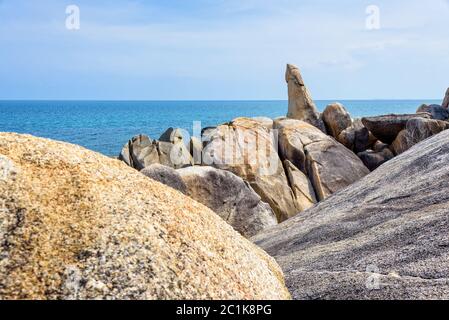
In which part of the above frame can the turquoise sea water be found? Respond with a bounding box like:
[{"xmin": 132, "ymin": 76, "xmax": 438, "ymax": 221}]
[{"xmin": 0, "ymin": 100, "xmax": 440, "ymax": 156}]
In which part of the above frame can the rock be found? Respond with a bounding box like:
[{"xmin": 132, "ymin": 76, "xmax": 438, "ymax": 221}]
[
  {"xmin": 372, "ymin": 140, "xmax": 389, "ymax": 152},
  {"xmin": 141, "ymin": 164, "xmax": 187, "ymax": 194},
  {"xmin": 321, "ymin": 103, "xmax": 352, "ymax": 138},
  {"xmin": 357, "ymin": 148, "xmax": 394, "ymax": 171},
  {"xmin": 392, "ymin": 117, "xmax": 449, "ymax": 155},
  {"xmin": 443, "ymin": 88, "xmax": 449, "ymax": 109},
  {"xmin": 416, "ymin": 104, "xmax": 449, "ymax": 121},
  {"xmin": 252, "ymin": 117, "xmax": 274, "ymax": 130},
  {"xmin": 284, "ymin": 160, "xmax": 317, "ymax": 212},
  {"xmin": 177, "ymin": 166, "xmax": 277, "ymax": 238},
  {"xmin": 118, "ymin": 134, "xmax": 155, "ymax": 170},
  {"xmin": 202, "ymin": 117, "xmax": 299, "ymax": 222},
  {"xmin": 0, "ymin": 133, "xmax": 290, "ymax": 300},
  {"xmin": 285, "ymin": 64, "xmax": 326, "ymax": 133},
  {"xmin": 253, "ymin": 129, "xmax": 449, "ymax": 300},
  {"xmin": 275, "ymin": 119, "xmax": 370, "ymax": 201},
  {"xmin": 189, "ymin": 136, "xmax": 203, "ymax": 165},
  {"xmin": 337, "ymin": 119, "xmax": 376, "ymax": 153},
  {"xmin": 159, "ymin": 127, "xmax": 185, "ymax": 144},
  {"xmin": 119, "ymin": 135, "xmax": 193, "ymax": 170},
  {"xmin": 361, "ymin": 113, "xmax": 430, "ymax": 144}
]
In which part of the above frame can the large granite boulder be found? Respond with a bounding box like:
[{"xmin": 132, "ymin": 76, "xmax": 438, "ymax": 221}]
[
  {"xmin": 0, "ymin": 133, "xmax": 290, "ymax": 300},
  {"xmin": 159, "ymin": 127, "xmax": 185, "ymax": 144},
  {"xmin": 177, "ymin": 166, "xmax": 277, "ymax": 238},
  {"xmin": 119, "ymin": 134, "xmax": 192, "ymax": 170},
  {"xmin": 283, "ymin": 160, "xmax": 317, "ymax": 212},
  {"xmin": 391, "ymin": 117, "xmax": 449, "ymax": 155},
  {"xmin": 285, "ymin": 64, "xmax": 326, "ymax": 133},
  {"xmin": 254, "ymin": 129, "xmax": 449, "ymax": 300},
  {"xmin": 275, "ymin": 119, "xmax": 370, "ymax": 201},
  {"xmin": 416, "ymin": 104, "xmax": 449, "ymax": 121},
  {"xmin": 337, "ymin": 119, "xmax": 376, "ymax": 153},
  {"xmin": 141, "ymin": 163, "xmax": 187, "ymax": 194},
  {"xmin": 361, "ymin": 113, "xmax": 430, "ymax": 144},
  {"xmin": 443, "ymin": 88, "xmax": 449, "ymax": 109},
  {"xmin": 321, "ymin": 103, "xmax": 352, "ymax": 138},
  {"xmin": 202, "ymin": 117, "xmax": 299, "ymax": 222},
  {"xmin": 252, "ymin": 117, "xmax": 274, "ymax": 130}
]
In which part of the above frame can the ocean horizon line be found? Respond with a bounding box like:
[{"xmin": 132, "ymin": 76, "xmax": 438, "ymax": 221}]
[{"xmin": 0, "ymin": 98, "xmax": 442, "ymax": 102}]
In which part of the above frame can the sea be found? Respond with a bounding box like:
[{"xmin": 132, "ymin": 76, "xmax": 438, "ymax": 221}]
[{"xmin": 0, "ymin": 100, "xmax": 440, "ymax": 156}]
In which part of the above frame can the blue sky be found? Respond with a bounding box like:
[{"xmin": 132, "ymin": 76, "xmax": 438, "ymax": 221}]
[{"xmin": 0, "ymin": 0, "xmax": 448, "ymax": 100}]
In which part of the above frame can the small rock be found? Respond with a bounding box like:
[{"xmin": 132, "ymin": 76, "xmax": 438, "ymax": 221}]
[
  {"xmin": 357, "ymin": 148, "xmax": 394, "ymax": 171},
  {"xmin": 321, "ymin": 103, "xmax": 352, "ymax": 138}
]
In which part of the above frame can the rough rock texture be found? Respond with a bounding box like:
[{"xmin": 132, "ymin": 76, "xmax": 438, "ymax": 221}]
[
  {"xmin": 252, "ymin": 117, "xmax": 274, "ymax": 130},
  {"xmin": 321, "ymin": 103, "xmax": 352, "ymax": 138},
  {"xmin": 416, "ymin": 104, "xmax": 449, "ymax": 121},
  {"xmin": 189, "ymin": 136, "xmax": 203, "ymax": 165},
  {"xmin": 118, "ymin": 134, "xmax": 154, "ymax": 170},
  {"xmin": 391, "ymin": 117, "xmax": 449, "ymax": 155},
  {"xmin": 159, "ymin": 128, "xmax": 185, "ymax": 144},
  {"xmin": 443, "ymin": 88, "xmax": 449, "ymax": 109},
  {"xmin": 254, "ymin": 129, "xmax": 449, "ymax": 300},
  {"xmin": 283, "ymin": 160, "xmax": 317, "ymax": 212},
  {"xmin": 337, "ymin": 119, "xmax": 376, "ymax": 153},
  {"xmin": 177, "ymin": 166, "xmax": 277, "ymax": 238},
  {"xmin": 141, "ymin": 164, "xmax": 187, "ymax": 194},
  {"xmin": 362, "ymin": 113, "xmax": 430, "ymax": 144},
  {"xmin": 357, "ymin": 148, "xmax": 394, "ymax": 171},
  {"xmin": 119, "ymin": 135, "xmax": 191, "ymax": 170},
  {"xmin": 202, "ymin": 117, "xmax": 299, "ymax": 222},
  {"xmin": 285, "ymin": 64, "xmax": 326, "ymax": 133},
  {"xmin": 0, "ymin": 133, "xmax": 290, "ymax": 300},
  {"xmin": 275, "ymin": 118, "xmax": 369, "ymax": 201}
]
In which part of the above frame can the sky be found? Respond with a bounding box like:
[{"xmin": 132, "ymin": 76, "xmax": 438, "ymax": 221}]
[{"xmin": 0, "ymin": 0, "xmax": 448, "ymax": 100}]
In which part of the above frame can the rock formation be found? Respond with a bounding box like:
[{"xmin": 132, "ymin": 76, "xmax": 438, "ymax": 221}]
[
  {"xmin": 141, "ymin": 163, "xmax": 187, "ymax": 194},
  {"xmin": 416, "ymin": 104, "xmax": 449, "ymax": 121},
  {"xmin": 283, "ymin": 160, "xmax": 317, "ymax": 212},
  {"xmin": 337, "ymin": 119, "xmax": 376, "ymax": 153},
  {"xmin": 391, "ymin": 117, "xmax": 449, "ymax": 155},
  {"xmin": 177, "ymin": 166, "xmax": 277, "ymax": 238},
  {"xmin": 202, "ymin": 117, "xmax": 299, "ymax": 222},
  {"xmin": 0, "ymin": 133, "xmax": 290, "ymax": 300},
  {"xmin": 321, "ymin": 103, "xmax": 352, "ymax": 138},
  {"xmin": 285, "ymin": 64, "xmax": 326, "ymax": 133},
  {"xmin": 362, "ymin": 113, "xmax": 430, "ymax": 144},
  {"xmin": 274, "ymin": 118, "xmax": 370, "ymax": 201},
  {"xmin": 254, "ymin": 129, "xmax": 449, "ymax": 300},
  {"xmin": 357, "ymin": 148, "xmax": 394, "ymax": 171},
  {"xmin": 443, "ymin": 88, "xmax": 449, "ymax": 109}
]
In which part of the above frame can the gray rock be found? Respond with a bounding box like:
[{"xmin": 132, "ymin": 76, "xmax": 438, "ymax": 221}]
[
  {"xmin": 416, "ymin": 104, "xmax": 449, "ymax": 121},
  {"xmin": 285, "ymin": 64, "xmax": 326, "ymax": 133},
  {"xmin": 275, "ymin": 118, "xmax": 369, "ymax": 201},
  {"xmin": 159, "ymin": 127, "xmax": 185, "ymax": 144},
  {"xmin": 391, "ymin": 117, "xmax": 449, "ymax": 155},
  {"xmin": 357, "ymin": 148, "xmax": 394, "ymax": 171},
  {"xmin": 362, "ymin": 113, "xmax": 430, "ymax": 144},
  {"xmin": 443, "ymin": 88, "xmax": 449, "ymax": 109},
  {"xmin": 337, "ymin": 119, "xmax": 376, "ymax": 153},
  {"xmin": 118, "ymin": 134, "xmax": 157, "ymax": 170},
  {"xmin": 253, "ymin": 129, "xmax": 449, "ymax": 299},
  {"xmin": 284, "ymin": 160, "xmax": 317, "ymax": 212},
  {"xmin": 321, "ymin": 103, "xmax": 352, "ymax": 138},
  {"xmin": 141, "ymin": 164, "xmax": 187, "ymax": 194},
  {"xmin": 177, "ymin": 166, "xmax": 277, "ymax": 238}
]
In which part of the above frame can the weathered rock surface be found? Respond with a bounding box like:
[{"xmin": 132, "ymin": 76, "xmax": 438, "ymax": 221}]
[
  {"xmin": 254, "ymin": 129, "xmax": 449, "ymax": 300},
  {"xmin": 252, "ymin": 117, "xmax": 274, "ymax": 130},
  {"xmin": 337, "ymin": 119, "xmax": 376, "ymax": 153},
  {"xmin": 283, "ymin": 160, "xmax": 317, "ymax": 212},
  {"xmin": 177, "ymin": 166, "xmax": 277, "ymax": 238},
  {"xmin": 362, "ymin": 113, "xmax": 430, "ymax": 144},
  {"xmin": 285, "ymin": 64, "xmax": 326, "ymax": 133},
  {"xmin": 321, "ymin": 103, "xmax": 352, "ymax": 138},
  {"xmin": 416, "ymin": 104, "xmax": 449, "ymax": 121},
  {"xmin": 391, "ymin": 117, "xmax": 449, "ymax": 155},
  {"xmin": 275, "ymin": 119, "xmax": 370, "ymax": 201},
  {"xmin": 443, "ymin": 88, "xmax": 449, "ymax": 109},
  {"xmin": 119, "ymin": 134, "xmax": 192, "ymax": 170},
  {"xmin": 141, "ymin": 163, "xmax": 187, "ymax": 194},
  {"xmin": 357, "ymin": 148, "xmax": 394, "ymax": 171},
  {"xmin": 0, "ymin": 133, "xmax": 290, "ymax": 300},
  {"xmin": 202, "ymin": 117, "xmax": 299, "ymax": 222},
  {"xmin": 159, "ymin": 127, "xmax": 185, "ymax": 144}
]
